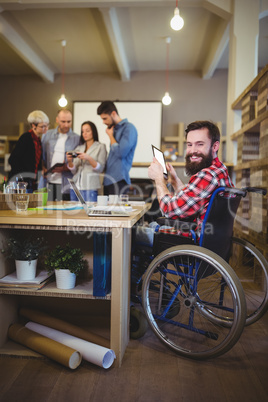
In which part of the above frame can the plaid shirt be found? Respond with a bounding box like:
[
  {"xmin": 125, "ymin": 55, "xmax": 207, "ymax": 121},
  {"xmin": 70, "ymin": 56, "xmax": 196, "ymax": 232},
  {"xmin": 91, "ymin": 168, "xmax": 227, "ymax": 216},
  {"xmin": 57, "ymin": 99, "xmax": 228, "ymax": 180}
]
[{"xmin": 159, "ymin": 157, "xmax": 233, "ymax": 238}]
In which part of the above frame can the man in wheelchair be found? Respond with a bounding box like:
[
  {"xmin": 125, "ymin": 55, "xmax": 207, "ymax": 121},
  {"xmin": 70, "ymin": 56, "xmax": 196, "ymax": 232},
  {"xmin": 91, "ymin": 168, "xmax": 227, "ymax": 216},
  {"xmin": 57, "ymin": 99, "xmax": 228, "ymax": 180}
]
[
  {"xmin": 132, "ymin": 120, "xmax": 234, "ymax": 300},
  {"xmin": 131, "ymin": 121, "xmax": 267, "ymax": 356},
  {"xmin": 147, "ymin": 120, "xmax": 233, "ymax": 241}
]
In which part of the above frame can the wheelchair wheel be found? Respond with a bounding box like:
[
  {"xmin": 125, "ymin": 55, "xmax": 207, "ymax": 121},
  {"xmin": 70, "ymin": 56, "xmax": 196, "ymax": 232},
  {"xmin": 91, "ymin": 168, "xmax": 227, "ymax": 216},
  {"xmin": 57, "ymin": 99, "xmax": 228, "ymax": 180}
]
[
  {"xmin": 130, "ymin": 306, "xmax": 148, "ymax": 339},
  {"xmin": 229, "ymin": 237, "xmax": 268, "ymax": 326},
  {"xmin": 142, "ymin": 245, "xmax": 246, "ymax": 360}
]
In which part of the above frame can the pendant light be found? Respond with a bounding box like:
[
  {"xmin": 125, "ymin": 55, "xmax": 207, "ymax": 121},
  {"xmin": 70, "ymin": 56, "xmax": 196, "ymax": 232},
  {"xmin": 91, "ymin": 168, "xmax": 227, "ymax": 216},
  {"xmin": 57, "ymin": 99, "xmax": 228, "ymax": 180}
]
[
  {"xmin": 170, "ymin": 0, "xmax": 184, "ymax": 31},
  {"xmin": 162, "ymin": 37, "xmax": 172, "ymax": 106},
  {"xmin": 58, "ymin": 40, "xmax": 68, "ymax": 108}
]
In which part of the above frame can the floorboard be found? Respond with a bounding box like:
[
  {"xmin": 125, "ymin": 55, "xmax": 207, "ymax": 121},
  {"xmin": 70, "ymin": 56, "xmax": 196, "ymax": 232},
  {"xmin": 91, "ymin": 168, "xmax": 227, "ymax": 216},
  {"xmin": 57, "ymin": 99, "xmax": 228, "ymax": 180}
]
[{"xmin": 0, "ymin": 313, "xmax": 268, "ymax": 402}]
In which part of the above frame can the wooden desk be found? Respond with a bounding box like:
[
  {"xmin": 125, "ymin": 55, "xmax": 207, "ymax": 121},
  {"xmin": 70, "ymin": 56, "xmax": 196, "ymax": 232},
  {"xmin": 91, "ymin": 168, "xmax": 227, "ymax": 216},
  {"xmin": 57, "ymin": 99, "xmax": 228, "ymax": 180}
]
[{"xmin": 0, "ymin": 203, "xmax": 149, "ymax": 367}]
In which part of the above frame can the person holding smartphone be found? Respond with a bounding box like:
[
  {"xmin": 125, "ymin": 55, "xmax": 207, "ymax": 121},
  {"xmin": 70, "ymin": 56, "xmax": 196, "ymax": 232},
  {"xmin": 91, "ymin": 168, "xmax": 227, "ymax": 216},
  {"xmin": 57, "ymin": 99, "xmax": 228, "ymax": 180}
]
[{"xmin": 66, "ymin": 121, "xmax": 107, "ymax": 202}]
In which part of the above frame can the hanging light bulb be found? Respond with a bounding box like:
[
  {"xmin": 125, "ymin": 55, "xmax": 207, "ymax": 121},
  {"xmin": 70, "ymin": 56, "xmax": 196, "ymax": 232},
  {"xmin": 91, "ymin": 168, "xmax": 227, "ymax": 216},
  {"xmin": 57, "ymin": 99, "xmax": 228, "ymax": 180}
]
[
  {"xmin": 162, "ymin": 37, "xmax": 172, "ymax": 106},
  {"xmin": 162, "ymin": 92, "xmax": 172, "ymax": 106},
  {"xmin": 58, "ymin": 94, "xmax": 68, "ymax": 107},
  {"xmin": 58, "ymin": 40, "xmax": 68, "ymax": 107},
  {"xmin": 170, "ymin": 1, "xmax": 184, "ymax": 31}
]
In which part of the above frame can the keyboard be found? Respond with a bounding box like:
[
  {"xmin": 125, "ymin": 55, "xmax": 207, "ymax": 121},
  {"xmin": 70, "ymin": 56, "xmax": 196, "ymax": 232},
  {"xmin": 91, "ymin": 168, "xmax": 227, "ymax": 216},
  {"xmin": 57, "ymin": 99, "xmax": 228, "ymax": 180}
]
[{"xmin": 87, "ymin": 209, "xmax": 130, "ymax": 217}]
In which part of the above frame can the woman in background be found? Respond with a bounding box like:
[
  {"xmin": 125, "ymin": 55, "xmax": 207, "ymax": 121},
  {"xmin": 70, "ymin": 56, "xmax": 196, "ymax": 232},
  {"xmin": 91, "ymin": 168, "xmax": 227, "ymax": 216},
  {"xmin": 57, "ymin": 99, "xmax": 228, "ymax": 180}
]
[
  {"xmin": 67, "ymin": 121, "xmax": 107, "ymax": 202},
  {"xmin": 8, "ymin": 110, "xmax": 49, "ymax": 192}
]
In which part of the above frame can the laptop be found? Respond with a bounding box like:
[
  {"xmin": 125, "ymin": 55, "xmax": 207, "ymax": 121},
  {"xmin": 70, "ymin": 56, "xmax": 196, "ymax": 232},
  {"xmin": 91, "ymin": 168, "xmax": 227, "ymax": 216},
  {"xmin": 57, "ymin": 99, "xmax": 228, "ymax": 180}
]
[{"xmin": 68, "ymin": 179, "xmax": 131, "ymax": 217}]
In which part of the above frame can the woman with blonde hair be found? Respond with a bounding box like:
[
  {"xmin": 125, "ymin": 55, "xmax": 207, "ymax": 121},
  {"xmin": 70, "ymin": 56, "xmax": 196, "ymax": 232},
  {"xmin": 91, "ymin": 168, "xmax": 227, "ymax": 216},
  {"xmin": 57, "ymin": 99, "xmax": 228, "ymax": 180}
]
[{"xmin": 8, "ymin": 110, "xmax": 49, "ymax": 192}]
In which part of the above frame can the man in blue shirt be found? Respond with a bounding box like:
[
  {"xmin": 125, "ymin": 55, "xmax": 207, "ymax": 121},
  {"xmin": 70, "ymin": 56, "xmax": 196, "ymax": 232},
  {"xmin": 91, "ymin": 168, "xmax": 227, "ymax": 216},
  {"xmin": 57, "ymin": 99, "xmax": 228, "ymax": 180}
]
[{"xmin": 97, "ymin": 101, "xmax": 138, "ymax": 195}]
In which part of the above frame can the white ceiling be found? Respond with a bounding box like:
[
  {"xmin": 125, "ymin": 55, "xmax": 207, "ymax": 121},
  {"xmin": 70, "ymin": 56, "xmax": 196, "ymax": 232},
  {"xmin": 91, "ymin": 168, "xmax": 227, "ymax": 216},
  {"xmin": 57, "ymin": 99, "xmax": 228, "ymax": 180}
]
[{"xmin": 0, "ymin": 0, "xmax": 267, "ymax": 83}]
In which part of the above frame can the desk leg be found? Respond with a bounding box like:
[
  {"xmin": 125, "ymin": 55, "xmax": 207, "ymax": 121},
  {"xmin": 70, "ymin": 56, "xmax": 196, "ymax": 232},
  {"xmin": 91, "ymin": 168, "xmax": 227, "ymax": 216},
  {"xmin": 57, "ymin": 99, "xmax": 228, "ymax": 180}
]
[{"xmin": 110, "ymin": 227, "xmax": 131, "ymax": 367}]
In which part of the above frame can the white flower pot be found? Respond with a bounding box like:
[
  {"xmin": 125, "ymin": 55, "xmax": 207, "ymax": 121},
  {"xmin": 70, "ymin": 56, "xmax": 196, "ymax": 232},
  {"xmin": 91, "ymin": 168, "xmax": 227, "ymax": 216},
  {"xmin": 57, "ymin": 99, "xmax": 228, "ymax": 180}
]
[
  {"xmin": 55, "ymin": 269, "xmax": 76, "ymax": 290},
  {"xmin": 15, "ymin": 259, "xmax": 37, "ymax": 281}
]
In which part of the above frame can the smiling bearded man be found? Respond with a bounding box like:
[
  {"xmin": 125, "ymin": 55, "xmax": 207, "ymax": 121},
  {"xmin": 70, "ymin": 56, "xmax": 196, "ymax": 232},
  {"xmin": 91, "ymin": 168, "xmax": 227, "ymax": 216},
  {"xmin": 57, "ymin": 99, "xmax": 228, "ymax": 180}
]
[{"xmin": 148, "ymin": 120, "xmax": 234, "ymax": 238}]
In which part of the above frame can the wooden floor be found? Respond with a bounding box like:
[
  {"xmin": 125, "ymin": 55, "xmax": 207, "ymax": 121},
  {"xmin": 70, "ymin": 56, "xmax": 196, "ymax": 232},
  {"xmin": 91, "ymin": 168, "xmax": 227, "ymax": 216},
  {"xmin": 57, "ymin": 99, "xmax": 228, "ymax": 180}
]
[{"xmin": 0, "ymin": 311, "xmax": 268, "ymax": 402}]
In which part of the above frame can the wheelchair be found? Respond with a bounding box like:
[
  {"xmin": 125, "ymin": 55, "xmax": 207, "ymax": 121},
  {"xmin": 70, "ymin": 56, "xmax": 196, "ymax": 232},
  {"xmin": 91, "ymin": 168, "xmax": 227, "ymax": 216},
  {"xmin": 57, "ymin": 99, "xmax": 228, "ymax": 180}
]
[{"xmin": 130, "ymin": 186, "xmax": 268, "ymax": 360}]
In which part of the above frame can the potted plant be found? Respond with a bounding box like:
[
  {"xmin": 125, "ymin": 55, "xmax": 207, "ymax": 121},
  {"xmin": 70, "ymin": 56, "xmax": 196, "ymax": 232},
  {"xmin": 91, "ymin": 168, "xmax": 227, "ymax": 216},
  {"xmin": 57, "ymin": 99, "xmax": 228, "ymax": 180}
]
[
  {"xmin": 4, "ymin": 236, "xmax": 47, "ymax": 281},
  {"xmin": 44, "ymin": 243, "xmax": 86, "ymax": 289}
]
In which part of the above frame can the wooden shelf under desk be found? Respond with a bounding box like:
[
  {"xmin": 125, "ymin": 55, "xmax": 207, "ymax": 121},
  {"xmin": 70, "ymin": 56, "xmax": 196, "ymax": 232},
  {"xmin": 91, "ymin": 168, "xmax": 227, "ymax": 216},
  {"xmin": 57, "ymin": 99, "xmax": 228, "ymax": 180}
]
[
  {"xmin": 0, "ymin": 203, "xmax": 149, "ymax": 367},
  {"xmin": 0, "ymin": 280, "xmax": 111, "ymax": 300}
]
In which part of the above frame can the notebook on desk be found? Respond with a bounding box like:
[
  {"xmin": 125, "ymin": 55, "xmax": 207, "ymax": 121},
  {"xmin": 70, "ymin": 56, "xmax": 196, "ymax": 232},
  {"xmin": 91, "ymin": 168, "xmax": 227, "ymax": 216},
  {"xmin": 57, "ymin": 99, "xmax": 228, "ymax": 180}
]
[{"xmin": 68, "ymin": 179, "xmax": 131, "ymax": 217}]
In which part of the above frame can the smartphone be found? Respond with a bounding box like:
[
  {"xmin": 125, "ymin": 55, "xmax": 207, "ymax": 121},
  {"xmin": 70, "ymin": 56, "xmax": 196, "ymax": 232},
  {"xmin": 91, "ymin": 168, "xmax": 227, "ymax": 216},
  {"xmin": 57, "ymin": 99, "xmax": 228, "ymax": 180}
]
[
  {"xmin": 67, "ymin": 151, "xmax": 79, "ymax": 158},
  {"xmin": 152, "ymin": 145, "xmax": 168, "ymax": 179}
]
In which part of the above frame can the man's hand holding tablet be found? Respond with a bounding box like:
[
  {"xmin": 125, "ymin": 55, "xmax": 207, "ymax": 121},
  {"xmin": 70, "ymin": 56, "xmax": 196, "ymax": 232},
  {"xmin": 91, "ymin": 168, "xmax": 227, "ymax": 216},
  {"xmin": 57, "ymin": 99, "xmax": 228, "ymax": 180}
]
[{"xmin": 152, "ymin": 145, "xmax": 168, "ymax": 179}]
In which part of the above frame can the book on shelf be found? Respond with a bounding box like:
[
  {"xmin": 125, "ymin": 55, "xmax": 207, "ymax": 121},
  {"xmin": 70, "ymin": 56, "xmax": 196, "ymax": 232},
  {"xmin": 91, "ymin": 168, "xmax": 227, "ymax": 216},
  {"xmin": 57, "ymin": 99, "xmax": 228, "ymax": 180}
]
[{"xmin": 0, "ymin": 270, "xmax": 54, "ymax": 290}]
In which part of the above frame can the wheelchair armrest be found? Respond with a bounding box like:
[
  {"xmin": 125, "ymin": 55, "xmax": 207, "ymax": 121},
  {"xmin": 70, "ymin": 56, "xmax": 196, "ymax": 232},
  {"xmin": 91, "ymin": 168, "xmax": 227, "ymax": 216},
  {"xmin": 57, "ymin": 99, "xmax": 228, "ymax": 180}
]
[
  {"xmin": 242, "ymin": 186, "xmax": 267, "ymax": 196},
  {"xmin": 220, "ymin": 187, "xmax": 247, "ymax": 197},
  {"xmin": 156, "ymin": 217, "xmax": 197, "ymax": 232}
]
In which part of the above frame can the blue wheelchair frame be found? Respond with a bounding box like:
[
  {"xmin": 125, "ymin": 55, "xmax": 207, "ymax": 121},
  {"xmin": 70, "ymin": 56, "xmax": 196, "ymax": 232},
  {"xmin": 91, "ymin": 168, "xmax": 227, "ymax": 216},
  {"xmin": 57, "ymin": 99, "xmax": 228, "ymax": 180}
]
[{"xmin": 131, "ymin": 186, "xmax": 243, "ymax": 307}]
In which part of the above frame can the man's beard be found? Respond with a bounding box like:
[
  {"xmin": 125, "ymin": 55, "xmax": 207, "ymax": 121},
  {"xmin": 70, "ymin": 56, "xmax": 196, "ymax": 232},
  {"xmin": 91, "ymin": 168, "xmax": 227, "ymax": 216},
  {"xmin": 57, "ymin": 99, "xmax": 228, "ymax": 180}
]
[
  {"xmin": 107, "ymin": 116, "xmax": 116, "ymax": 128},
  {"xmin": 185, "ymin": 148, "xmax": 214, "ymax": 176}
]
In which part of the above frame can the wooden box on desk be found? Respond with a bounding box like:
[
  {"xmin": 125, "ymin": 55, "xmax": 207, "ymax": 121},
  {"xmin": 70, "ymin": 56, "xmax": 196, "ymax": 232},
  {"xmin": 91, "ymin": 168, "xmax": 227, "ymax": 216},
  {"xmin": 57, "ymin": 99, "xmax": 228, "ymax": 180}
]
[{"xmin": 0, "ymin": 193, "xmax": 43, "ymax": 210}]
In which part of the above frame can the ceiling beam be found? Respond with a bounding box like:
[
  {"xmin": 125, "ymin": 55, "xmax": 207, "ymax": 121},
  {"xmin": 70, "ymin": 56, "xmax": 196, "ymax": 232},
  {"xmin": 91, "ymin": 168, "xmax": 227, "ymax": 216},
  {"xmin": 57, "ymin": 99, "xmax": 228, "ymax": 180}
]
[
  {"xmin": 202, "ymin": 0, "xmax": 232, "ymax": 20},
  {"xmin": 0, "ymin": 13, "xmax": 55, "ymax": 82},
  {"xmin": 0, "ymin": 1, "xmax": 185, "ymax": 11},
  {"xmin": 200, "ymin": 0, "xmax": 232, "ymax": 78},
  {"xmin": 202, "ymin": 20, "xmax": 229, "ymax": 79},
  {"xmin": 100, "ymin": 7, "xmax": 130, "ymax": 81}
]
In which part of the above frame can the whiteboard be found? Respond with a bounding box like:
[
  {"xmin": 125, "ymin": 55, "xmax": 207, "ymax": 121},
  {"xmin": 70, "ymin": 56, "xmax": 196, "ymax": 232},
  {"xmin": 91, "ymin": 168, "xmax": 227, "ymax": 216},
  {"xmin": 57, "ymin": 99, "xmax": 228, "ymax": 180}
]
[{"xmin": 73, "ymin": 101, "xmax": 162, "ymax": 178}]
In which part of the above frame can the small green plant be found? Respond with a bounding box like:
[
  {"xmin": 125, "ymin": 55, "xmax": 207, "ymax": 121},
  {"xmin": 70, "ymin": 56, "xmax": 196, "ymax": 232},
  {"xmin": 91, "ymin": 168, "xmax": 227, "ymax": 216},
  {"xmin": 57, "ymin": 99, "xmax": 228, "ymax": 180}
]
[
  {"xmin": 3, "ymin": 236, "xmax": 47, "ymax": 261},
  {"xmin": 44, "ymin": 244, "xmax": 86, "ymax": 276}
]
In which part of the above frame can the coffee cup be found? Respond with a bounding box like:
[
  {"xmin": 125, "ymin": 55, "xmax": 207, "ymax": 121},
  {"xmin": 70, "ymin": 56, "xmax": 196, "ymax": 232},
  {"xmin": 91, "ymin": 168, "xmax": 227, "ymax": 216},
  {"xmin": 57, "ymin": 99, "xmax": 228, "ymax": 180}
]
[
  {"xmin": 97, "ymin": 195, "xmax": 108, "ymax": 206},
  {"xmin": 108, "ymin": 194, "xmax": 119, "ymax": 205}
]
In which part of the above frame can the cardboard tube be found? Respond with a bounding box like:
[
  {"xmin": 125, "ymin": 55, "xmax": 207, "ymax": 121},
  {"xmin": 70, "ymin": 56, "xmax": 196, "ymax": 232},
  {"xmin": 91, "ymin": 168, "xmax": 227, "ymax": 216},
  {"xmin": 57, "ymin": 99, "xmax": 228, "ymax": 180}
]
[
  {"xmin": 8, "ymin": 323, "xmax": 82, "ymax": 369},
  {"xmin": 20, "ymin": 307, "xmax": 111, "ymax": 349},
  {"xmin": 26, "ymin": 322, "xmax": 115, "ymax": 369}
]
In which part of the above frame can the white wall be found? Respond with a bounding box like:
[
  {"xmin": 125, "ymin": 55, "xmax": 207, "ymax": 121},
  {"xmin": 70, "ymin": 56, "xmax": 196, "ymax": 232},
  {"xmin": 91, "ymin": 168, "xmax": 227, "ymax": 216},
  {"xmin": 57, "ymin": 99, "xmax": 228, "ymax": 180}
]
[{"xmin": 0, "ymin": 69, "xmax": 228, "ymax": 140}]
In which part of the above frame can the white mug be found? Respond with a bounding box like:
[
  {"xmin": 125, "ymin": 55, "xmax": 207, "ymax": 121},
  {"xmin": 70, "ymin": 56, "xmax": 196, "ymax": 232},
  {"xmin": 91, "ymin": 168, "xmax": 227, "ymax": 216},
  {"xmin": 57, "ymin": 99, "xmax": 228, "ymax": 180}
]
[
  {"xmin": 108, "ymin": 194, "xmax": 119, "ymax": 205},
  {"xmin": 97, "ymin": 195, "xmax": 108, "ymax": 206}
]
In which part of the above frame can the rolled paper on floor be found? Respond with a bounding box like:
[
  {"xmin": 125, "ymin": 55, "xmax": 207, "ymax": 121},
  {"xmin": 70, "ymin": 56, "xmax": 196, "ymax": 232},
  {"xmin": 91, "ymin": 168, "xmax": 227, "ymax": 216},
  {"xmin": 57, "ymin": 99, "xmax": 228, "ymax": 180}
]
[
  {"xmin": 8, "ymin": 323, "xmax": 82, "ymax": 369},
  {"xmin": 20, "ymin": 307, "xmax": 111, "ymax": 350},
  {"xmin": 26, "ymin": 321, "xmax": 115, "ymax": 369}
]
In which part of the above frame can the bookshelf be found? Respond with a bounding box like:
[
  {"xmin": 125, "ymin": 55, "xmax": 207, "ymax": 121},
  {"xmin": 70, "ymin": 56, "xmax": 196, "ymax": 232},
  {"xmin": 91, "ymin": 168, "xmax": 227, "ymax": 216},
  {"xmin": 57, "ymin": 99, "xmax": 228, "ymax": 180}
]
[{"xmin": 231, "ymin": 65, "xmax": 268, "ymax": 257}]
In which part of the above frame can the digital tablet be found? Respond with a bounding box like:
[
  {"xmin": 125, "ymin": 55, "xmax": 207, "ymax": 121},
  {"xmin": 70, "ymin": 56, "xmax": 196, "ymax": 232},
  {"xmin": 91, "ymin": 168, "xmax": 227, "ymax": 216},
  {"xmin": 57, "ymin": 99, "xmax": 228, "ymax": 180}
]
[
  {"xmin": 45, "ymin": 163, "xmax": 64, "ymax": 175},
  {"xmin": 152, "ymin": 145, "xmax": 168, "ymax": 179}
]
